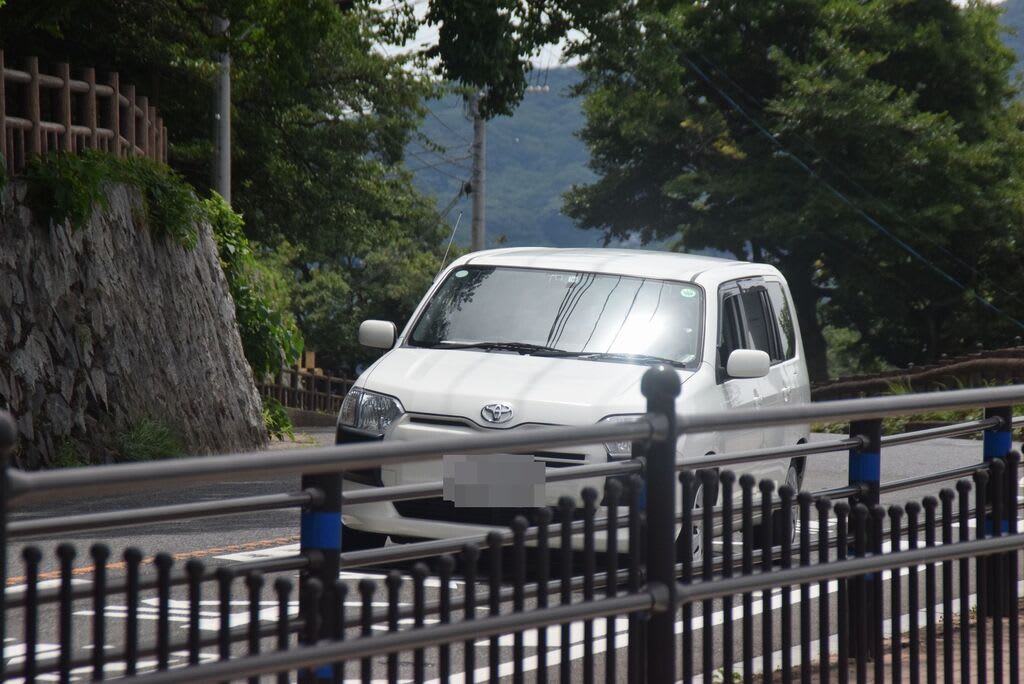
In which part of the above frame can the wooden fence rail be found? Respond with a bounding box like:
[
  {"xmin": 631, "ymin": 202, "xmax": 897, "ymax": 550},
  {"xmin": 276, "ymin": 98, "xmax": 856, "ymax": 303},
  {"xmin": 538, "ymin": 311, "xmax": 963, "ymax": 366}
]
[
  {"xmin": 1, "ymin": 50, "xmax": 168, "ymax": 175},
  {"xmin": 257, "ymin": 368, "xmax": 355, "ymax": 415}
]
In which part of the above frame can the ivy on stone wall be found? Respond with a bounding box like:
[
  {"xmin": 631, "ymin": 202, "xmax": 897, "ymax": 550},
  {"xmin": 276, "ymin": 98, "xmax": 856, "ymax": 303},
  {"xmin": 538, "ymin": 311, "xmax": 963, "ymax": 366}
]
[
  {"xmin": 203, "ymin": 193, "xmax": 304, "ymax": 378},
  {"xmin": 14, "ymin": 152, "xmax": 302, "ymax": 441},
  {"xmin": 23, "ymin": 150, "xmax": 200, "ymax": 246}
]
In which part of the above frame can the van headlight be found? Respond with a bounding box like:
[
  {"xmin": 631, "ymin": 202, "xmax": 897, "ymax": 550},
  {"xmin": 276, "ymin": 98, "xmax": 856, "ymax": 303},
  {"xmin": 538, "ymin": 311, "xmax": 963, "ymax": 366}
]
[
  {"xmin": 339, "ymin": 388, "xmax": 405, "ymax": 436},
  {"xmin": 599, "ymin": 414, "xmax": 645, "ymax": 460}
]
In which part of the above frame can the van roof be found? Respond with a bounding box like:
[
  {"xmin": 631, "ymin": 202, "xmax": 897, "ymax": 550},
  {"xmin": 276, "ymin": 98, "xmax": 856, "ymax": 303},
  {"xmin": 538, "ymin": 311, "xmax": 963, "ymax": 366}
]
[{"xmin": 457, "ymin": 247, "xmax": 778, "ymax": 284}]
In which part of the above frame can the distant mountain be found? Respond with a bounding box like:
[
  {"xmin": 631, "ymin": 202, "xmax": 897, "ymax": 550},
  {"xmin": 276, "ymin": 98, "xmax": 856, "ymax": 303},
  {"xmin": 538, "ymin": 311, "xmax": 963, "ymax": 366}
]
[
  {"xmin": 410, "ymin": 67, "xmax": 607, "ymax": 249},
  {"xmin": 412, "ymin": 2, "xmax": 1024, "ymax": 251}
]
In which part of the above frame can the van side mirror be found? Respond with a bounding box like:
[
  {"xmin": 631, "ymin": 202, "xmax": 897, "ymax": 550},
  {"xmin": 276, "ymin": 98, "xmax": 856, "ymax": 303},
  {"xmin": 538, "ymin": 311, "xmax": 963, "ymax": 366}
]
[
  {"xmin": 726, "ymin": 349, "xmax": 770, "ymax": 379},
  {"xmin": 358, "ymin": 320, "xmax": 397, "ymax": 350}
]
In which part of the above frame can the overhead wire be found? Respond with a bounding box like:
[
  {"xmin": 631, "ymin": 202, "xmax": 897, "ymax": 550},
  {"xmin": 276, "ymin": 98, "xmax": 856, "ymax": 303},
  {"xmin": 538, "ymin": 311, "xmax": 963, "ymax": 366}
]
[
  {"xmin": 680, "ymin": 54, "xmax": 1024, "ymax": 331},
  {"xmin": 693, "ymin": 53, "xmax": 1017, "ymax": 299}
]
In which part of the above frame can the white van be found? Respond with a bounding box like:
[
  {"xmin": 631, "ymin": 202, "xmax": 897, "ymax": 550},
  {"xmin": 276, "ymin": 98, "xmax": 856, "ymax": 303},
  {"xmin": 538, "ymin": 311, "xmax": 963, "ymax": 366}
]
[{"xmin": 336, "ymin": 248, "xmax": 811, "ymax": 555}]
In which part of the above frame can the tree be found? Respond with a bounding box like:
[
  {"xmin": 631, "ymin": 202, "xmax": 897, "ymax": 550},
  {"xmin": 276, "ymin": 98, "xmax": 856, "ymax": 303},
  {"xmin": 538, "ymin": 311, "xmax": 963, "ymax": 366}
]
[
  {"xmin": 419, "ymin": 0, "xmax": 617, "ymax": 118},
  {"xmin": 565, "ymin": 0, "xmax": 1024, "ymax": 380},
  {"xmin": 0, "ymin": 0, "xmax": 453, "ymax": 375}
]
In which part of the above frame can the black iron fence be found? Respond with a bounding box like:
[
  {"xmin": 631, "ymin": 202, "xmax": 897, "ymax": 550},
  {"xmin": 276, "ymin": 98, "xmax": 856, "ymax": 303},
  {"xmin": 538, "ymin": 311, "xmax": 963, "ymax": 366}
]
[{"xmin": 0, "ymin": 367, "xmax": 1022, "ymax": 682}]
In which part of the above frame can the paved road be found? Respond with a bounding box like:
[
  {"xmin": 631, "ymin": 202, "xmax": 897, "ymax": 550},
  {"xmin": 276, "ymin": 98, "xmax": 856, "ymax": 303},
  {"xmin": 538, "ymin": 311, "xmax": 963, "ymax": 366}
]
[{"xmin": 3, "ymin": 429, "xmax": 1014, "ymax": 682}]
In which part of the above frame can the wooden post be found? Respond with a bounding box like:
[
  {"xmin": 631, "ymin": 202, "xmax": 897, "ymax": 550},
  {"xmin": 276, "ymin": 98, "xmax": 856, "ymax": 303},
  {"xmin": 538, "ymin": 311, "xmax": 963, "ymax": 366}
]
[
  {"xmin": 148, "ymin": 106, "xmax": 157, "ymax": 159},
  {"xmin": 125, "ymin": 84, "xmax": 136, "ymax": 156},
  {"xmin": 83, "ymin": 68, "xmax": 97, "ymax": 151},
  {"xmin": 0, "ymin": 50, "xmax": 7, "ymax": 172},
  {"xmin": 290, "ymin": 369, "xmax": 299, "ymax": 409},
  {"xmin": 58, "ymin": 63, "xmax": 72, "ymax": 152},
  {"xmin": 136, "ymin": 95, "xmax": 148, "ymax": 156},
  {"xmin": 152, "ymin": 113, "xmax": 161, "ymax": 161},
  {"xmin": 162, "ymin": 124, "xmax": 168, "ymax": 163},
  {"xmin": 25, "ymin": 57, "xmax": 41, "ymax": 160},
  {"xmin": 109, "ymin": 73, "xmax": 121, "ymax": 156}
]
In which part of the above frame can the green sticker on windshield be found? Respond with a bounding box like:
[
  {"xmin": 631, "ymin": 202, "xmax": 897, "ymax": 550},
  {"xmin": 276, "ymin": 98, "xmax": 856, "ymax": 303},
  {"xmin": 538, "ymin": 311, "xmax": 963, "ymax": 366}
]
[
  {"xmin": 455, "ymin": 269, "xmax": 469, "ymax": 278},
  {"xmin": 680, "ymin": 287, "xmax": 697, "ymax": 298}
]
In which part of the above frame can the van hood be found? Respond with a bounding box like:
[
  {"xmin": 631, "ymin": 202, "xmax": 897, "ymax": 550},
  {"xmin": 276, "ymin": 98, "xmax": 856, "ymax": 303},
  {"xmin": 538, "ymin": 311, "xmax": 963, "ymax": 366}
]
[{"xmin": 360, "ymin": 347, "xmax": 695, "ymax": 429}]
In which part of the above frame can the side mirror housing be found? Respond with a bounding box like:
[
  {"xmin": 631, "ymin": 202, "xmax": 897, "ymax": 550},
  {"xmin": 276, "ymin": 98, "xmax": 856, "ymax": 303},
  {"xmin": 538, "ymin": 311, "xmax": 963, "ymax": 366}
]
[
  {"xmin": 726, "ymin": 349, "xmax": 770, "ymax": 379},
  {"xmin": 358, "ymin": 320, "xmax": 397, "ymax": 350}
]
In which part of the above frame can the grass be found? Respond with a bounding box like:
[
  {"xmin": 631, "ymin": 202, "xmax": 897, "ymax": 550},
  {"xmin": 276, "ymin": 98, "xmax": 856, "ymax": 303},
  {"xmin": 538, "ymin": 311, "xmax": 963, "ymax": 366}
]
[{"xmin": 114, "ymin": 418, "xmax": 184, "ymax": 461}]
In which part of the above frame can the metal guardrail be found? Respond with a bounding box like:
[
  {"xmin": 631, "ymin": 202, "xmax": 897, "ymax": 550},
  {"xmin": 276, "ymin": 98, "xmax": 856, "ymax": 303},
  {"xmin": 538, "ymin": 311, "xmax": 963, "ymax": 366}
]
[{"xmin": 0, "ymin": 369, "xmax": 1022, "ymax": 683}]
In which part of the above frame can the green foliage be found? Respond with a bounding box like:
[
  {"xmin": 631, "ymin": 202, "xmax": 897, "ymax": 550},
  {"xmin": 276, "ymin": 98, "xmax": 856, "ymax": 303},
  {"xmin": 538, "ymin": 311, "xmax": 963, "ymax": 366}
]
[
  {"xmin": 114, "ymin": 417, "xmax": 184, "ymax": 461},
  {"xmin": 823, "ymin": 326, "xmax": 893, "ymax": 379},
  {"xmin": 566, "ymin": 0, "xmax": 1024, "ymax": 381},
  {"xmin": 118, "ymin": 157, "xmax": 200, "ymax": 247},
  {"xmin": 22, "ymin": 150, "xmax": 202, "ymax": 246},
  {"xmin": 54, "ymin": 437, "xmax": 88, "ymax": 468},
  {"xmin": 261, "ymin": 396, "xmax": 294, "ymax": 440},
  {"xmin": 204, "ymin": 193, "xmax": 303, "ymax": 377},
  {"xmin": 24, "ymin": 150, "xmax": 110, "ymax": 228}
]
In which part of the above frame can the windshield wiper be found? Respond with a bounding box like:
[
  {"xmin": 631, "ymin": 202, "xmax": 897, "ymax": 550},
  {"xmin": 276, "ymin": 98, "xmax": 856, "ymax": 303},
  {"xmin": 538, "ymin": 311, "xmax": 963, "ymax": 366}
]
[
  {"xmin": 426, "ymin": 341, "xmax": 579, "ymax": 356},
  {"xmin": 578, "ymin": 351, "xmax": 685, "ymax": 367}
]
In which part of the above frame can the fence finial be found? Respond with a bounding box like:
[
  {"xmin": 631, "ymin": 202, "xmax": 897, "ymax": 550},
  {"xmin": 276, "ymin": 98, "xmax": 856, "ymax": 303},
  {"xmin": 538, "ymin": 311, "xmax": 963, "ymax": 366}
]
[{"xmin": 640, "ymin": 364, "xmax": 681, "ymax": 404}]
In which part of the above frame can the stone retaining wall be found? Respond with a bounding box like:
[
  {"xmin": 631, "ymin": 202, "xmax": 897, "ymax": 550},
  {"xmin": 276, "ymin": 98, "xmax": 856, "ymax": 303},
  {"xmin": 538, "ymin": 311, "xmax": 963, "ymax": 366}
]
[{"xmin": 0, "ymin": 180, "xmax": 267, "ymax": 468}]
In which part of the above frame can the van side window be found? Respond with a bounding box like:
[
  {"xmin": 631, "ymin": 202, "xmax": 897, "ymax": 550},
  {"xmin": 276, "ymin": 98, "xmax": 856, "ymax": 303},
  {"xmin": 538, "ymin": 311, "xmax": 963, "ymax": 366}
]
[
  {"xmin": 765, "ymin": 282, "xmax": 796, "ymax": 361},
  {"xmin": 719, "ymin": 294, "xmax": 744, "ymax": 363},
  {"xmin": 739, "ymin": 288, "xmax": 776, "ymax": 358}
]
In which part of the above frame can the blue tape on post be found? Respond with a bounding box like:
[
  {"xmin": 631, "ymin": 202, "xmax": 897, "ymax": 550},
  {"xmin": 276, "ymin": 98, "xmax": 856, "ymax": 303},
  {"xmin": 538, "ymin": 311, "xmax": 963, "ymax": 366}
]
[
  {"xmin": 849, "ymin": 451, "xmax": 881, "ymax": 483},
  {"xmin": 638, "ymin": 483, "xmax": 647, "ymax": 512},
  {"xmin": 300, "ymin": 511, "xmax": 341, "ymax": 550},
  {"xmin": 315, "ymin": 665, "xmax": 334, "ymax": 679},
  {"xmin": 983, "ymin": 430, "xmax": 1013, "ymax": 461}
]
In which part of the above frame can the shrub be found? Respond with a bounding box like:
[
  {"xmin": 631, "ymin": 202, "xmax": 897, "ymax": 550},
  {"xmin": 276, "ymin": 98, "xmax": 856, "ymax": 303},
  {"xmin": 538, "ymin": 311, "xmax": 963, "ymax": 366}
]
[
  {"xmin": 205, "ymin": 193, "xmax": 303, "ymax": 377},
  {"xmin": 22, "ymin": 150, "xmax": 200, "ymax": 246},
  {"xmin": 262, "ymin": 396, "xmax": 295, "ymax": 440},
  {"xmin": 114, "ymin": 418, "xmax": 184, "ymax": 461}
]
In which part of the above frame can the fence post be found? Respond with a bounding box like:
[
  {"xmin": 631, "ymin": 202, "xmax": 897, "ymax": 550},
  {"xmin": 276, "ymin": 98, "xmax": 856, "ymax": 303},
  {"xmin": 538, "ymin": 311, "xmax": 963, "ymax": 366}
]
[
  {"xmin": 58, "ymin": 62, "xmax": 73, "ymax": 152},
  {"xmin": 148, "ymin": 106, "xmax": 157, "ymax": 160},
  {"xmin": 137, "ymin": 96, "xmax": 149, "ymax": 156},
  {"xmin": 1, "ymin": 50, "xmax": 7, "ymax": 172},
  {"xmin": 83, "ymin": 68, "xmax": 97, "ymax": 150},
  {"xmin": 109, "ymin": 73, "xmax": 121, "ymax": 157},
  {"xmin": 0, "ymin": 411, "xmax": 17, "ymax": 680},
  {"xmin": 982, "ymin": 406, "xmax": 1013, "ymax": 618},
  {"xmin": 641, "ymin": 365, "xmax": 680, "ymax": 684},
  {"xmin": 848, "ymin": 418, "xmax": 882, "ymax": 662},
  {"xmin": 298, "ymin": 471, "xmax": 338, "ymax": 683},
  {"xmin": 26, "ymin": 57, "xmax": 41, "ymax": 159},
  {"xmin": 126, "ymin": 84, "xmax": 136, "ymax": 156}
]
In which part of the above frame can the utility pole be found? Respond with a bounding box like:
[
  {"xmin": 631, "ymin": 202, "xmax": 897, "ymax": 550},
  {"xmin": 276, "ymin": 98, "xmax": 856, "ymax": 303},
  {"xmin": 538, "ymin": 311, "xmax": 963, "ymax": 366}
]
[
  {"xmin": 470, "ymin": 93, "xmax": 486, "ymax": 252},
  {"xmin": 213, "ymin": 16, "xmax": 231, "ymax": 205}
]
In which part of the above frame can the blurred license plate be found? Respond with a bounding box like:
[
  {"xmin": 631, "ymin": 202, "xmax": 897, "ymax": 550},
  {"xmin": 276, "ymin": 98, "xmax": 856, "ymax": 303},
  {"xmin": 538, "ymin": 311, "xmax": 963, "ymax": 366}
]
[{"xmin": 442, "ymin": 454, "xmax": 545, "ymax": 507}]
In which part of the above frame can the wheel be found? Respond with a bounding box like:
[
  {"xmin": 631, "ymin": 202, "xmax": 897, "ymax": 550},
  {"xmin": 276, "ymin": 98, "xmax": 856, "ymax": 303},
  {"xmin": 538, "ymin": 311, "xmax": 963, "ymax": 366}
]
[
  {"xmin": 678, "ymin": 471, "xmax": 717, "ymax": 564},
  {"xmin": 341, "ymin": 523, "xmax": 388, "ymax": 551},
  {"xmin": 770, "ymin": 462, "xmax": 802, "ymax": 545}
]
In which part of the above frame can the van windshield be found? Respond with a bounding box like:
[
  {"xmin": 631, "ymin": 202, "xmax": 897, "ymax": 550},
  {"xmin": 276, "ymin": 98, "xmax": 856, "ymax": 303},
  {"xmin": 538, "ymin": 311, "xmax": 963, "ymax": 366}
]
[{"xmin": 408, "ymin": 266, "xmax": 703, "ymax": 368}]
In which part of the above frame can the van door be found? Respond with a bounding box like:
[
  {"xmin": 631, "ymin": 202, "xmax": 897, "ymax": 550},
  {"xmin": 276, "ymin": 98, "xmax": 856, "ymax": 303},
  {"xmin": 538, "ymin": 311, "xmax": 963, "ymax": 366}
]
[
  {"xmin": 732, "ymin": 280, "xmax": 796, "ymax": 492},
  {"xmin": 764, "ymin": 279, "xmax": 810, "ymax": 445},
  {"xmin": 715, "ymin": 283, "xmax": 763, "ymax": 455}
]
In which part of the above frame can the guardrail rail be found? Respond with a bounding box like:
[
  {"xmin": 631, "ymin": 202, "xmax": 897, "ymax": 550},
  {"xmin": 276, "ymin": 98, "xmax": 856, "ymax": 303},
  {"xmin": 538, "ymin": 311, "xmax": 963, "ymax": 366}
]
[{"xmin": 0, "ymin": 367, "xmax": 1021, "ymax": 682}]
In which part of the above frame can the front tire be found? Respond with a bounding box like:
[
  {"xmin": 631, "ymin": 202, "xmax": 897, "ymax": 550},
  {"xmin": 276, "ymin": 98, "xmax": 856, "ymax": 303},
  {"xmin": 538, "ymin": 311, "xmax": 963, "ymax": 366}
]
[{"xmin": 770, "ymin": 462, "xmax": 802, "ymax": 545}]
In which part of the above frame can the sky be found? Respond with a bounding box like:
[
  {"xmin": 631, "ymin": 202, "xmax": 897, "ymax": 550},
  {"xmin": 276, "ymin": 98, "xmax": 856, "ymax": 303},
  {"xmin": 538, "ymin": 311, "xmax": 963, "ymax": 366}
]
[{"xmin": 382, "ymin": 1, "xmax": 1002, "ymax": 68}]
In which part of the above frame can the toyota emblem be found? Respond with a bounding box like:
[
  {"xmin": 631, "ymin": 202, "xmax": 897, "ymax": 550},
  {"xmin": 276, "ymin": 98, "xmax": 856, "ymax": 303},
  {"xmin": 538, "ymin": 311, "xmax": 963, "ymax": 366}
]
[{"xmin": 480, "ymin": 402, "xmax": 514, "ymax": 424}]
